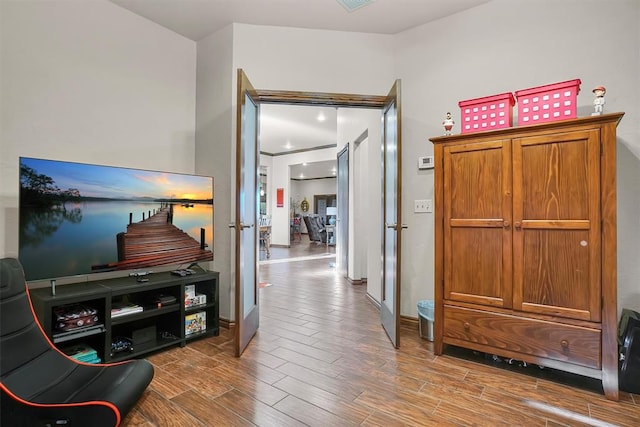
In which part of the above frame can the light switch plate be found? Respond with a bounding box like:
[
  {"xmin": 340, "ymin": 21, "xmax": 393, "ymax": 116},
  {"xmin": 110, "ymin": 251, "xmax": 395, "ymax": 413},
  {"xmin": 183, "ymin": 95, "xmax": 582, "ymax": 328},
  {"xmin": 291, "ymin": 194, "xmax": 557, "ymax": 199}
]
[{"xmin": 414, "ymin": 199, "xmax": 432, "ymax": 213}]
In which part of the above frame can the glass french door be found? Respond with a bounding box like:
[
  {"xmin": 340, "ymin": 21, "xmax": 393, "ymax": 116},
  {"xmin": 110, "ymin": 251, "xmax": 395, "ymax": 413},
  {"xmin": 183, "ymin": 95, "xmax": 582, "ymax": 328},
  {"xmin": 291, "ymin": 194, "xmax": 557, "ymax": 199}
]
[
  {"xmin": 234, "ymin": 69, "xmax": 259, "ymax": 356},
  {"xmin": 380, "ymin": 80, "xmax": 402, "ymax": 348}
]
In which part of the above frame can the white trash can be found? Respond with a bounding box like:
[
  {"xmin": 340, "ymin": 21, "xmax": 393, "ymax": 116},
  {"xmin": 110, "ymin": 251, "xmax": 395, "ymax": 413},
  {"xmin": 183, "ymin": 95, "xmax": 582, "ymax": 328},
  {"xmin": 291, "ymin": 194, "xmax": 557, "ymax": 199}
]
[{"xmin": 417, "ymin": 300, "xmax": 434, "ymax": 341}]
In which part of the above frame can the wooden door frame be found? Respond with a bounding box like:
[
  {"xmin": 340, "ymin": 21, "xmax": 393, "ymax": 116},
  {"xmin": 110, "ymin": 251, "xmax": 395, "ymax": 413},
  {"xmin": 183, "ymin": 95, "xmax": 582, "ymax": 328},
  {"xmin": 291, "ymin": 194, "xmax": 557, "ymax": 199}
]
[{"xmin": 254, "ymin": 90, "xmax": 386, "ymax": 108}]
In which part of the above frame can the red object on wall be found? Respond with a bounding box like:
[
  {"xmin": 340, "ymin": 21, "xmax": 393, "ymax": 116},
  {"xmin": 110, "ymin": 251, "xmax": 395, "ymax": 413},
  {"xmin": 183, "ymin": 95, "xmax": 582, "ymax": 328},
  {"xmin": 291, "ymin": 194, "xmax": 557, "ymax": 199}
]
[
  {"xmin": 276, "ymin": 188, "xmax": 284, "ymax": 207},
  {"xmin": 515, "ymin": 79, "xmax": 581, "ymax": 125},
  {"xmin": 458, "ymin": 92, "xmax": 515, "ymax": 133}
]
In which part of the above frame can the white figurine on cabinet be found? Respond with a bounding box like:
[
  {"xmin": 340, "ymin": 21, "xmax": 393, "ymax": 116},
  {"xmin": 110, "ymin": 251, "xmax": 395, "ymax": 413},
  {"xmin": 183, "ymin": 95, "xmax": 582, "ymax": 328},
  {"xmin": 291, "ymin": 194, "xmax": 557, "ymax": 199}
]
[
  {"xmin": 592, "ymin": 86, "xmax": 606, "ymax": 115},
  {"xmin": 442, "ymin": 112, "xmax": 455, "ymax": 135}
]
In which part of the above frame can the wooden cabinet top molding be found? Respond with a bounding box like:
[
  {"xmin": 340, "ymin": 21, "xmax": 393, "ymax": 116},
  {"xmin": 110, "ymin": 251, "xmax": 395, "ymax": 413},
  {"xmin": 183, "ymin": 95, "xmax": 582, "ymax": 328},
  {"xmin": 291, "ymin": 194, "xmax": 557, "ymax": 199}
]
[{"xmin": 430, "ymin": 112, "xmax": 624, "ymax": 145}]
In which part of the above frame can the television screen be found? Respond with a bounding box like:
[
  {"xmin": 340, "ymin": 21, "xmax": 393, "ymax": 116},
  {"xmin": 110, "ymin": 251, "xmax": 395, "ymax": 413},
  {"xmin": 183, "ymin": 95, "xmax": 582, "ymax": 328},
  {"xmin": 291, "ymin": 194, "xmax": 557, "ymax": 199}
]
[{"xmin": 19, "ymin": 157, "xmax": 214, "ymax": 282}]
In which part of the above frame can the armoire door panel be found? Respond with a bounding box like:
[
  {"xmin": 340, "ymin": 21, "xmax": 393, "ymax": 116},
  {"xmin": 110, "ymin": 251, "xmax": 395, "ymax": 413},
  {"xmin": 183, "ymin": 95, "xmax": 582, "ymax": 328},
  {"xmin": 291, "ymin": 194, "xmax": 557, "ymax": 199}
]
[
  {"xmin": 513, "ymin": 130, "xmax": 601, "ymax": 322},
  {"xmin": 518, "ymin": 132, "xmax": 595, "ymax": 220},
  {"xmin": 447, "ymin": 227, "xmax": 510, "ymax": 307},
  {"xmin": 519, "ymin": 229, "xmax": 595, "ymax": 321},
  {"xmin": 446, "ymin": 143, "xmax": 506, "ymax": 219},
  {"xmin": 444, "ymin": 140, "xmax": 512, "ymax": 308}
]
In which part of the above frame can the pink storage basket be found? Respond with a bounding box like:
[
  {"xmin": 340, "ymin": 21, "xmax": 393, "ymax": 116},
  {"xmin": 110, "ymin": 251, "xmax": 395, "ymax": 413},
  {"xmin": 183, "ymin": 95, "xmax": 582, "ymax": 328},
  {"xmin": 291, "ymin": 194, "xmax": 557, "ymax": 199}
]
[
  {"xmin": 458, "ymin": 92, "xmax": 515, "ymax": 134},
  {"xmin": 515, "ymin": 79, "xmax": 581, "ymax": 125}
]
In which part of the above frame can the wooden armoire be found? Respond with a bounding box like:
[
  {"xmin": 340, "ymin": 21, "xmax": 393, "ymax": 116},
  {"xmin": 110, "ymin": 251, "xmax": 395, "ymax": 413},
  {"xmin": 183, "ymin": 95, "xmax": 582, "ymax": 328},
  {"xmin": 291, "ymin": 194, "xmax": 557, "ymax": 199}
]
[{"xmin": 430, "ymin": 112, "xmax": 624, "ymax": 400}]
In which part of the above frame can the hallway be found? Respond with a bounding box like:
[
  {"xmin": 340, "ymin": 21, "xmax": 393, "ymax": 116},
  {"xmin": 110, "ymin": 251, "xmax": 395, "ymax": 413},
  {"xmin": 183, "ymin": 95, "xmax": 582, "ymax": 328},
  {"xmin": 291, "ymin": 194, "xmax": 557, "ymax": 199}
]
[{"xmin": 259, "ymin": 233, "xmax": 336, "ymax": 263}]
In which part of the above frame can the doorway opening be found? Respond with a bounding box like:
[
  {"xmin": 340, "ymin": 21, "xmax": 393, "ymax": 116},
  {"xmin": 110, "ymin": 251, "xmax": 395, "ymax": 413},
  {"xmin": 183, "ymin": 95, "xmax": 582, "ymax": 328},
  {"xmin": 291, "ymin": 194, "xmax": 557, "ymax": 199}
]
[{"xmin": 235, "ymin": 69, "xmax": 402, "ymax": 355}]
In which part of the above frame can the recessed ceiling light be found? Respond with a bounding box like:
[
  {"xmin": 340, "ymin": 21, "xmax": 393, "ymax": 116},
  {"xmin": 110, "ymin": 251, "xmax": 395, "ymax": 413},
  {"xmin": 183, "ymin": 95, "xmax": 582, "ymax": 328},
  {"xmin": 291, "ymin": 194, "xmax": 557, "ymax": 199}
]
[
  {"xmin": 317, "ymin": 112, "xmax": 326, "ymax": 122},
  {"xmin": 336, "ymin": 0, "xmax": 375, "ymax": 12},
  {"xmin": 285, "ymin": 141, "xmax": 292, "ymax": 149}
]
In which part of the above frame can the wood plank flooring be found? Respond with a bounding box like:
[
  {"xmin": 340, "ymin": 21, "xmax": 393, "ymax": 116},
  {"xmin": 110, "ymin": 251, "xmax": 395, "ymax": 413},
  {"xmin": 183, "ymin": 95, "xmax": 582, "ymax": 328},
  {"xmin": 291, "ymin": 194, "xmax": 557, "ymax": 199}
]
[{"xmin": 123, "ymin": 237, "xmax": 639, "ymax": 426}]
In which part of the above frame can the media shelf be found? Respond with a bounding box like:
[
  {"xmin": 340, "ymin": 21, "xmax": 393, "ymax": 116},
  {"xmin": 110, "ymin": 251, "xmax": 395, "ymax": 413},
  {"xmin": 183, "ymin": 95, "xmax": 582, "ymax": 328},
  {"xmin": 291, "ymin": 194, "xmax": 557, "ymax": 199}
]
[
  {"xmin": 52, "ymin": 324, "xmax": 107, "ymax": 344},
  {"xmin": 29, "ymin": 269, "xmax": 219, "ymax": 363},
  {"xmin": 110, "ymin": 304, "xmax": 180, "ymax": 326}
]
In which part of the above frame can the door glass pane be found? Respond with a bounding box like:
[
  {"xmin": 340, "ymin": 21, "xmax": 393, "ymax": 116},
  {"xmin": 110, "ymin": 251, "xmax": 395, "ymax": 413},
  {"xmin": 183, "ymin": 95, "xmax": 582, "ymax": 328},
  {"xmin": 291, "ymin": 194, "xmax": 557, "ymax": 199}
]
[
  {"xmin": 241, "ymin": 92, "xmax": 257, "ymax": 316},
  {"xmin": 259, "ymin": 168, "xmax": 267, "ymax": 215},
  {"xmin": 383, "ymin": 101, "xmax": 397, "ymax": 311},
  {"xmin": 337, "ymin": 148, "xmax": 348, "ymax": 278}
]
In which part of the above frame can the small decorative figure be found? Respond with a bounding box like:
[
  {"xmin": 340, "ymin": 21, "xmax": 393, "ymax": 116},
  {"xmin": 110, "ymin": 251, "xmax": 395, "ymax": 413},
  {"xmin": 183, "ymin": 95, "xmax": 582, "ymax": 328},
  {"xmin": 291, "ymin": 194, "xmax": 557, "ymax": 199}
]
[
  {"xmin": 442, "ymin": 112, "xmax": 455, "ymax": 135},
  {"xmin": 592, "ymin": 85, "xmax": 606, "ymax": 116}
]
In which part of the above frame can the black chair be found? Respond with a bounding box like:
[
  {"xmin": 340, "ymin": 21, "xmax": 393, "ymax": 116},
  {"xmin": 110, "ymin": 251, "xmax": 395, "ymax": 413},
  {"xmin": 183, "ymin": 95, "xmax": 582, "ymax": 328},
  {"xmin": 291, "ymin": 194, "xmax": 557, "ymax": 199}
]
[
  {"xmin": 303, "ymin": 214, "xmax": 326, "ymax": 243},
  {"xmin": 0, "ymin": 257, "xmax": 154, "ymax": 427}
]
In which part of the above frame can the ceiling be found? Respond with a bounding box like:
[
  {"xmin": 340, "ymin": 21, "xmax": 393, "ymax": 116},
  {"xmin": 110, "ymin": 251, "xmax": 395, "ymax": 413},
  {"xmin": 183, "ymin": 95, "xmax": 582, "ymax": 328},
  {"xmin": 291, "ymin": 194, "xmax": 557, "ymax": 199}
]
[
  {"xmin": 261, "ymin": 104, "xmax": 339, "ymax": 180},
  {"xmin": 109, "ymin": 0, "xmax": 489, "ymax": 179},
  {"xmin": 109, "ymin": 0, "xmax": 489, "ymax": 41}
]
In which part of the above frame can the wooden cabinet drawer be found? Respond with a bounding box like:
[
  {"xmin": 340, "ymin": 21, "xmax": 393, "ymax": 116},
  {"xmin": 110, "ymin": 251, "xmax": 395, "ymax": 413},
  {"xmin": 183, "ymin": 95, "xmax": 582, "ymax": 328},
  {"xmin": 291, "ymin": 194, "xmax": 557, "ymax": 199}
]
[{"xmin": 443, "ymin": 306, "xmax": 601, "ymax": 369}]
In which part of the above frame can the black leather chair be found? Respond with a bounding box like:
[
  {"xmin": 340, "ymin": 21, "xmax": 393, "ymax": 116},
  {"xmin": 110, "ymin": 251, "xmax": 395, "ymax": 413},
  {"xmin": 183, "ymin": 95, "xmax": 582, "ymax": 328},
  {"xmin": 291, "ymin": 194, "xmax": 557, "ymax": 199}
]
[
  {"xmin": 0, "ymin": 257, "xmax": 154, "ymax": 427},
  {"xmin": 303, "ymin": 214, "xmax": 326, "ymax": 243}
]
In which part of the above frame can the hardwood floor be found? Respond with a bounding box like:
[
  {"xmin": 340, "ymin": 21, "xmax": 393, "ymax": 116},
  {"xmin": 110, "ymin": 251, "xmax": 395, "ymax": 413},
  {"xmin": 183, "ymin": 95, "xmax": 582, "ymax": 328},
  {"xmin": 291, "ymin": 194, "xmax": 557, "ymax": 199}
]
[{"xmin": 123, "ymin": 236, "xmax": 639, "ymax": 426}]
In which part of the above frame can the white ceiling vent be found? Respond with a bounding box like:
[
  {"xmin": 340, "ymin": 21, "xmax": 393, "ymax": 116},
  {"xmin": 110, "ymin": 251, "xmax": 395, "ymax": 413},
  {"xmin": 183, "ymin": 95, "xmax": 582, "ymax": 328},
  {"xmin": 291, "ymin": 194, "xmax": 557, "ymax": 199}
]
[{"xmin": 336, "ymin": 0, "xmax": 376, "ymax": 12}]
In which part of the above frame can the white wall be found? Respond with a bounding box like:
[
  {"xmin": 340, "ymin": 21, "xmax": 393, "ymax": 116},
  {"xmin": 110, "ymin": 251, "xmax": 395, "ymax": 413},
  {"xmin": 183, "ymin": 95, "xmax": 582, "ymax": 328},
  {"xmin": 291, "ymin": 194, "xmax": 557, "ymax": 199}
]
[
  {"xmin": 232, "ymin": 24, "xmax": 395, "ymax": 93},
  {"xmin": 395, "ymin": 0, "xmax": 640, "ymax": 315},
  {"xmin": 195, "ymin": 25, "xmax": 234, "ymax": 320},
  {"xmin": 0, "ymin": 1, "xmax": 196, "ymax": 264}
]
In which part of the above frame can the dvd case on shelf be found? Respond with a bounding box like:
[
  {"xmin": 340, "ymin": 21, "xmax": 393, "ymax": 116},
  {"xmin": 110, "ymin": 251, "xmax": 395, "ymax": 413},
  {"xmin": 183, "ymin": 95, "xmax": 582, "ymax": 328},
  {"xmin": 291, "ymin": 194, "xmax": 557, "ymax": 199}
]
[{"xmin": 185, "ymin": 311, "xmax": 206, "ymax": 336}]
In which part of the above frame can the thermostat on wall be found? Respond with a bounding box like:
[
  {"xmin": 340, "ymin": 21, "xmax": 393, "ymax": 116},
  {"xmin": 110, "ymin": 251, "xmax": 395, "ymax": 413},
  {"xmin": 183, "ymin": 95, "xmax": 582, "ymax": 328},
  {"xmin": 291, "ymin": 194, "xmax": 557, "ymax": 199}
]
[{"xmin": 418, "ymin": 156, "xmax": 434, "ymax": 170}]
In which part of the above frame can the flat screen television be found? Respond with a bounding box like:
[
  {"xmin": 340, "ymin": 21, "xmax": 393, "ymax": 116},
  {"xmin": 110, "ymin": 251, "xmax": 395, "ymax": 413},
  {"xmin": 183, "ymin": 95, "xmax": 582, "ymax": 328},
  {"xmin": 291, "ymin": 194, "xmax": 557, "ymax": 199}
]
[{"xmin": 19, "ymin": 157, "xmax": 214, "ymax": 283}]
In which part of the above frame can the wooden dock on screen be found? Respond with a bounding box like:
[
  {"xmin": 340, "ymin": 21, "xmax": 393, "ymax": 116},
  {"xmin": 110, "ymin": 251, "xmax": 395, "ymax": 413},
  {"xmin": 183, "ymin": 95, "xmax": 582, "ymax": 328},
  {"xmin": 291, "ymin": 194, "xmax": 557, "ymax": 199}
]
[{"xmin": 92, "ymin": 206, "xmax": 212, "ymax": 271}]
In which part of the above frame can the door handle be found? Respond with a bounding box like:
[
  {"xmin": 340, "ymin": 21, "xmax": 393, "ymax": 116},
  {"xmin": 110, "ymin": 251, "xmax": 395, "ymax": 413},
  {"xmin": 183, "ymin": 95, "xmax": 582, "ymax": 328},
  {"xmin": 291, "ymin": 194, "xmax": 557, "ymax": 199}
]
[
  {"xmin": 229, "ymin": 223, "xmax": 254, "ymax": 230},
  {"xmin": 386, "ymin": 223, "xmax": 407, "ymax": 230}
]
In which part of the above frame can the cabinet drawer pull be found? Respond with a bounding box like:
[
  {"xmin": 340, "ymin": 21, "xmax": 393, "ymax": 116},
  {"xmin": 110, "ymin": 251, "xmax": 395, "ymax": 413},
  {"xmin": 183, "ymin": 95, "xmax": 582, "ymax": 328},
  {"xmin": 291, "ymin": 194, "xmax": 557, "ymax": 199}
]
[
  {"xmin": 561, "ymin": 340, "xmax": 569, "ymax": 348},
  {"xmin": 503, "ymin": 221, "xmax": 510, "ymax": 229},
  {"xmin": 463, "ymin": 322, "xmax": 470, "ymax": 330}
]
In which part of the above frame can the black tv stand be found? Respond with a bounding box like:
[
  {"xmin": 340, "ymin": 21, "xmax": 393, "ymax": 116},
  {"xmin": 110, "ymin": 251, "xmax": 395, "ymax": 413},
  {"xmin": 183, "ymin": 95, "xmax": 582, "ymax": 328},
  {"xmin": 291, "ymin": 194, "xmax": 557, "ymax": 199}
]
[{"xmin": 29, "ymin": 269, "xmax": 219, "ymax": 363}]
